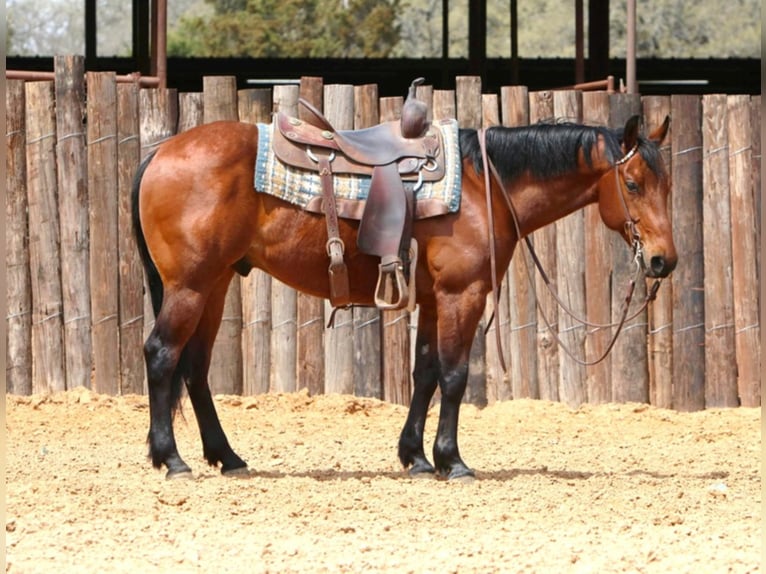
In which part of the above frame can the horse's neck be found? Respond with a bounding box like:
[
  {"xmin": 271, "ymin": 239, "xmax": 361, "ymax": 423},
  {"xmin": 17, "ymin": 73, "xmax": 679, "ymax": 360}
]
[{"xmin": 510, "ymin": 171, "xmax": 604, "ymax": 237}]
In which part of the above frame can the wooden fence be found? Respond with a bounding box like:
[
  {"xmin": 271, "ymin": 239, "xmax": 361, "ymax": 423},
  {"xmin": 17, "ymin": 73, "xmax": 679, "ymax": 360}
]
[{"xmin": 6, "ymin": 55, "xmax": 761, "ymax": 410}]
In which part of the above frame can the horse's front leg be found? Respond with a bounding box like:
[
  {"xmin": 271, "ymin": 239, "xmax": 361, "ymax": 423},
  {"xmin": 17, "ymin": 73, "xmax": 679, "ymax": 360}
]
[
  {"xmin": 431, "ymin": 292, "xmax": 486, "ymax": 480},
  {"xmin": 398, "ymin": 304, "xmax": 440, "ymax": 476}
]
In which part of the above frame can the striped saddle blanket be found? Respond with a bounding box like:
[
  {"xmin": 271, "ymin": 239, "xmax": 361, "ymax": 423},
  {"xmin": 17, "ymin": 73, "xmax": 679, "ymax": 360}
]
[{"xmin": 253, "ymin": 118, "xmax": 463, "ymax": 220}]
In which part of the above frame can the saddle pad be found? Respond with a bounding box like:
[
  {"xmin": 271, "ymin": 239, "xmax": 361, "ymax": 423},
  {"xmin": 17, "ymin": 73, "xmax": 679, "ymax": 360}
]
[{"xmin": 254, "ymin": 118, "xmax": 462, "ymax": 220}]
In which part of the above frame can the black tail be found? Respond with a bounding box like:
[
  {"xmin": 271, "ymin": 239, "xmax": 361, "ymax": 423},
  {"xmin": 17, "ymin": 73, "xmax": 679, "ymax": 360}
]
[
  {"xmin": 131, "ymin": 150, "xmax": 163, "ymax": 317},
  {"xmin": 132, "ymin": 150, "xmax": 187, "ymax": 413}
]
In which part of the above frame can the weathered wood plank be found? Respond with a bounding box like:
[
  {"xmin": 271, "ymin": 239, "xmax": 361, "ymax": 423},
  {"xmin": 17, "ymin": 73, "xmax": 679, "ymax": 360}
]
[
  {"xmin": 296, "ymin": 76, "xmax": 326, "ymax": 396},
  {"xmin": 553, "ymin": 89, "xmax": 587, "ymax": 407},
  {"xmin": 609, "ymin": 93, "xmax": 648, "ymax": 403},
  {"xmin": 669, "ymin": 95, "xmax": 705, "ymax": 411},
  {"xmin": 238, "ymin": 87, "xmax": 273, "ymax": 396},
  {"xmin": 727, "ymin": 94, "xmax": 760, "ymax": 407},
  {"xmin": 701, "ymin": 94, "xmax": 738, "ymax": 408},
  {"xmin": 87, "ymin": 72, "xmax": 120, "ymax": 395},
  {"xmin": 55, "ymin": 55, "xmax": 92, "ymax": 391},
  {"xmin": 25, "ymin": 80, "xmax": 66, "ymax": 394},
  {"xmin": 501, "ymin": 85, "xmax": 538, "ymax": 401},
  {"xmin": 323, "ymin": 83, "xmax": 355, "ymax": 395},
  {"xmin": 203, "ymin": 76, "xmax": 244, "ymax": 395},
  {"xmin": 116, "ymin": 81, "xmax": 144, "ymax": 395},
  {"xmin": 529, "ymin": 90, "xmax": 559, "ymax": 402},
  {"xmin": 6, "ymin": 80, "xmax": 33, "ymax": 395},
  {"xmin": 581, "ymin": 91, "xmax": 612, "ymax": 404},
  {"xmin": 642, "ymin": 95, "xmax": 673, "ymax": 408}
]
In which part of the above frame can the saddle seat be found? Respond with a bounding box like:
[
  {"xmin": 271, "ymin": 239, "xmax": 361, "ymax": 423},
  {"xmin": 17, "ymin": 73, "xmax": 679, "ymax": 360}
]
[{"xmin": 270, "ymin": 78, "xmax": 446, "ymax": 312}]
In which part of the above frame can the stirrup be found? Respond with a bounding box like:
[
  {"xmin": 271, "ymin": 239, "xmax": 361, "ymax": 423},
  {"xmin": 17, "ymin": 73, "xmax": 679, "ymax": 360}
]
[{"xmin": 374, "ymin": 256, "xmax": 409, "ymax": 310}]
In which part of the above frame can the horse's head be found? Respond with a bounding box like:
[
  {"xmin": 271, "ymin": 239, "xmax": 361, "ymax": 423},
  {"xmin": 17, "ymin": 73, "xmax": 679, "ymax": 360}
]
[{"xmin": 597, "ymin": 115, "xmax": 677, "ymax": 278}]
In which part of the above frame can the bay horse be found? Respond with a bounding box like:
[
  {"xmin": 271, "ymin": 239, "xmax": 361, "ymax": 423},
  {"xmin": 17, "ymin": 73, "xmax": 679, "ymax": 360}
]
[{"xmin": 132, "ymin": 112, "xmax": 675, "ymax": 480}]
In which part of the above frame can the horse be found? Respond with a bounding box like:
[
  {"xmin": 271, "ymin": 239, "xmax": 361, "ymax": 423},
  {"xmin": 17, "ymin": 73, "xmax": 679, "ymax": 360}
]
[{"xmin": 131, "ymin": 111, "xmax": 675, "ymax": 481}]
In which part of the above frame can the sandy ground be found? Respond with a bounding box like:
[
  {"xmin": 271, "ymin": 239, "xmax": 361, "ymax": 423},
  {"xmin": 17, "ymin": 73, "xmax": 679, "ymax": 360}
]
[{"xmin": 4, "ymin": 388, "xmax": 761, "ymax": 573}]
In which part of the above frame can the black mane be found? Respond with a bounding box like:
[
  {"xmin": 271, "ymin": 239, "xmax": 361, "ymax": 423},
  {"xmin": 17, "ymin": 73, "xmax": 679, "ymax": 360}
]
[{"xmin": 460, "ymin": 122, "xmax": 663, "ymax": 183}]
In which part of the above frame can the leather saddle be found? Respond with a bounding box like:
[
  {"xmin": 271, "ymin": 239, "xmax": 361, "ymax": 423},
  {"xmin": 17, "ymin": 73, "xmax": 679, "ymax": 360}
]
[{"xmin": 271, "ymin": 78, "xmax": 446, "ymax": 312}]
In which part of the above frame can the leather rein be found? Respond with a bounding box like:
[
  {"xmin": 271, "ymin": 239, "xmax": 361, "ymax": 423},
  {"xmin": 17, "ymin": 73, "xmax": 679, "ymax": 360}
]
[{"xmin": 478, "ymin": 128, "xmax": 661, "ymax": 371}]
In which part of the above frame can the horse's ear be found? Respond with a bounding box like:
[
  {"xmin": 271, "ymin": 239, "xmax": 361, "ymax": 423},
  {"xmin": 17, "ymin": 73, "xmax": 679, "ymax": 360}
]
[
  {"xmin": 649, "ymin": 115, "xmax": 671, "ymax": 145},
  {"xmin": 622, "ymin": 115, "xmax": 641, "ymax": 152}
]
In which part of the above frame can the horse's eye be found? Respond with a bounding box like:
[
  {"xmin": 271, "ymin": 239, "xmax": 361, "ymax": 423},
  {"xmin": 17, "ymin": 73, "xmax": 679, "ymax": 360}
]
[{"xmin": 625, "ymin": 181, "xmax": 639, "ymax": 194}]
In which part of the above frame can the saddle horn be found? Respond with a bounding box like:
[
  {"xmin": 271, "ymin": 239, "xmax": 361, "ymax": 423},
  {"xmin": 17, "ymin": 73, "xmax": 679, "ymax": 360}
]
[{"xmin": 400, "ymin": 77, "xmax": 429, "ymax": 139}]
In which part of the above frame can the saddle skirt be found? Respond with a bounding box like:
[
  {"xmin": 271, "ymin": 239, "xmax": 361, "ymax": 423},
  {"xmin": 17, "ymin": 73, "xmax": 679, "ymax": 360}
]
[{"xmin": 254, "ymin": 118, "xmax": 462, "ymax": 220}]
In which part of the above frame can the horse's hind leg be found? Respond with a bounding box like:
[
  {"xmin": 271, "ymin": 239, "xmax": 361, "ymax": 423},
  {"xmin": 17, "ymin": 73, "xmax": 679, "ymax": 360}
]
[
  {"xmin": 184, "ymin": 272, "xmax": 248, "ymax": 475},
  {"xmin": 398, "ymin": 304, "xmax": 439, "ymax": 476},
  {"xmin": 145, "ymin": 287, "xmax": 207, "ymax": 478}
]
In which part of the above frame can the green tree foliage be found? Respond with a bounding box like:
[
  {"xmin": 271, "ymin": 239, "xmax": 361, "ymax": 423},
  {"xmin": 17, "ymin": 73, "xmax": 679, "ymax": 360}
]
[{"xmin": 168, "ymin": 0, "xmax": 401, "ymax": 57}]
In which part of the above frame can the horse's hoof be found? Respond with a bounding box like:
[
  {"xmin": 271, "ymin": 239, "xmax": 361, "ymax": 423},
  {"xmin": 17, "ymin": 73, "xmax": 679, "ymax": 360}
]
[
  {"xmin": 222, "ymin": 466, "xmax": 252, "ymax": 478},
  {"xmin": 165, "ymin": 469, "xmax": 194, "ymax": 481},
  {"xmin": 408, "ymin": 460, "xmax": 436, "ymax": 478},
  {"xmin": 446, "ymin": 468, "xmax": 476, "ymax": 483}
]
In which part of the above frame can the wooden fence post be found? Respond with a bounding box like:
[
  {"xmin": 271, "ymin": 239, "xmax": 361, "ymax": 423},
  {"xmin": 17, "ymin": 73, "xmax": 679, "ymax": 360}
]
[
  {"xmin": 670, "ymin": 95, "xmax": 705, "ymax": 411},
  {"xmin": 727, "ymin": 94, "xmax": 760, "ymax": 407},
  {"xmin": 296, "ymin": 77, "xmax": 326, "ymax": 396},
  {"xmin": 203, "ymin": 76, "xmax": 244, "ymax": 396},
  {"xmin": 87, "ymin": 71, "xmax": 120, "ymax": 395},
  {"xmin": 55, "ymin": 55, "xmax": 92, "ymax": 391},
  {"xmin": 138, "ymin": 85, "xmax": 178, "ymax": 394},
  {"xmin": 582, "ymin": 91, "xmax": 612, "ymax": 403},
  {"xmin": 323, "ymin": 83, "xmax": 356, "ymax": 395},
  {"xmin": 554, "ymin": 89, "xmax": 587, "ymax": 407},
  {"xmin": 268, "ymin": 84, "xmax": 300, "ymax": 394},
  {"xmin": 238, "ymin": 87, "xmax": 273, "ymax": 396},
  {"xmin": 609, "ymin": 93, "xmax": 648, "ymax": 403},
  {"xmin": 6, "ymin": 80, "xmax": 32, "ymax": 395},
  {"xmin": 642, "ymin": 95, "xmax": 673, "ymax": 408},
  {"xmin": 455, "ymin": 75, "xmax": 487, "ymax": 407},
  {"xmin": 500, "ymin": 85, "xmax": 538, "ymax": 401},
  {"xmin": 482, "ymin": 92, "xmax": 512, "ymax": 404},
  {"xmin": 379, "ymin": 95, "xmax": 412, "ymax": 406},
  {"xmin": 352, "ymin": 83, "xmax": 383, "ymax": 399},
  {"xmin": 529, "ymin": 90, "xmax": 559, "ymax": 402},
  {"xmin": 701, "ymin": 94, "xmax": 738, "ymax": 408},
  {"xmin": 116, "ymin": 81, "xmax": 144, "ymax": 394},
  {"xmin": 25, "ymin": 80, "xmax": 66, "ymax": 394}
]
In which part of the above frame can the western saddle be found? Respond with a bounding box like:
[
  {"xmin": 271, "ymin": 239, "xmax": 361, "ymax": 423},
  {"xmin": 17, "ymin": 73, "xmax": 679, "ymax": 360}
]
[{"xmin": 271, "ymin": 78, "xmax": 446, "ymax": 311}]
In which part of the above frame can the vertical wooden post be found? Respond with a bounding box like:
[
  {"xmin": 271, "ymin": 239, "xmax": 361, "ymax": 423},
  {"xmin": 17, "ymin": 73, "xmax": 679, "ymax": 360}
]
[
  {"xmin": 529, "ymin": 90, "xmax": 559, "ymax": 402},
  {"xmin": 116, "ymin": 81, "xmax": 144, "ymax": 395},
  {"xmin": 6, "ymin": 80, "xmax": 32, "ymax": 395},
  {"xmin": 178, "ymin": 92, "xmax": 204, "ymax": 133},
  {"xmin": 380, "ymin": 95, "xmax": 412, "ymax": 406},
  {"xmin": 641, "ymin": 95, "xmax": 673, "ymax": 408},
  {"xmin": 701, "ymin": 94, "xmax": 738, "ymax": 407},
  {"xmin": 269, "ymin": 84, "xmax": 300, "ymax": 394},
  {"xmin": 55, "ymin": 55, "xmax": 92, "ymax": 392},
  {"xmin": 87, "ymin": 72, "xmax": 120, "ymax": 395},
  {"xmin": 727, "ymin": 95, "xmax": 760, "ymax": 407},
  {"xmin": 296, "ymin": 77, "xmax": 326, "ymax": 396},
  {"xmin": 323, "ymin": 83, "xmax": 355, "ymax": 395},
  {"xmin": 238, "ymin": 87, "xmax": 273, "ymax": 396},
  {"xmin": 582, "ymin": 91, "xmax": 612, "ymax": 404},
  {"xmin": 481, "ymin": 92, "xmax": 511, "ymax": 404},
  {"xmin": 553, "ymin": 90, "xmax": 587, "ymax": 407},
  {"xmin": 609, "ymin": 93, "xmax": 648, "ymax": 403},
  {"xmin": 669, "ymin": 95, "xmax": 705, "ymax": 411},
  {"xmin": 500, "ymin": 85, "xmax": 538, "ymax": 401},
  {"xmin": 455, "ymin": 75, "xmax": 487, "ymax": 407},
  {"xmin": 25, "ymin": 80, "xmax": 66, "ymax": 394},
  {"xmin": 138, "ymin": 87, "xmax": 177, "ymax": 394},
  {"xmin": 352, "ymin": 83, "xmax": 383, "ymax": 399},
  {"xmin": 203, "ymin": 76, "xmax": 244, "ymax": 396}
]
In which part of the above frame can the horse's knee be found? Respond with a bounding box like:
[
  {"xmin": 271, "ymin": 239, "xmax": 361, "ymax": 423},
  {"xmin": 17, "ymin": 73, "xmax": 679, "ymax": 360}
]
[
  {"xmin": 144, "ymin": 333, "xmax": 178, "ymax": 384},
  {"xmin": 439, "ymin": 362, "xmax": 469, "ymax": 402}
]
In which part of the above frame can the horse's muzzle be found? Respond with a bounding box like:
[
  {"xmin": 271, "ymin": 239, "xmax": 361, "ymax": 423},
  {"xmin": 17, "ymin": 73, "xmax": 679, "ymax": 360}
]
[{"xmin": 646, "ymin": 254, "xmax": 677, "ymax": 278}]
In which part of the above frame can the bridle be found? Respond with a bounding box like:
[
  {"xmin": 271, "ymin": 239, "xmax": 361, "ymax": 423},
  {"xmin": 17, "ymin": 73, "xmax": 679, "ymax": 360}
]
[{"xmin": 478, "ymin": 128, "xmax": 662, "ymax": 370}]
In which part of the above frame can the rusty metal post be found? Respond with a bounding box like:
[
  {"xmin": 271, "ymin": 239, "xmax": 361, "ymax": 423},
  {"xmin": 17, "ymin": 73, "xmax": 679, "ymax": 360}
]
[{"xmin": 626, "ymin": 0, "xmax": 637, "ymax": 93}]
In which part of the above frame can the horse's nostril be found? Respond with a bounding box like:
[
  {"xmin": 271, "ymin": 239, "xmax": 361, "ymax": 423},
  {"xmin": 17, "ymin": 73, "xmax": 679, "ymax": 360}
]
[{"xmin": 650, "ymin": 255, "xmax": 666, "ymax": 276}]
